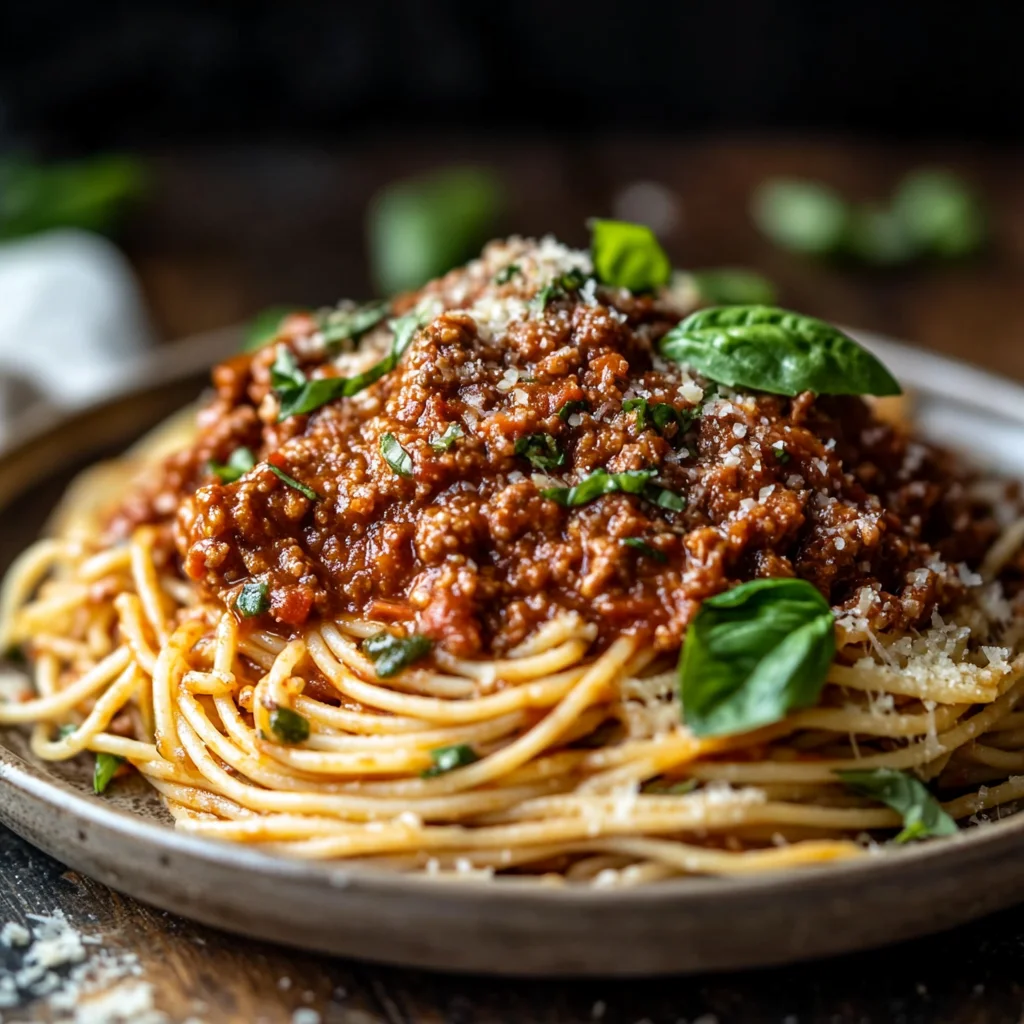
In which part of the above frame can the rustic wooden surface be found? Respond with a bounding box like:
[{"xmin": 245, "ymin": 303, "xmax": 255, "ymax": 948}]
[{"xmin": 6, "ymin": 137, "xmax": 1024, "ymax": 1022}]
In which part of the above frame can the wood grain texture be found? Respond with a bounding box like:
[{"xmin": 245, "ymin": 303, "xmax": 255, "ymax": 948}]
[{"xmin": 5, "ymin": 137, "xmax": 1024, "ymax": 1021}]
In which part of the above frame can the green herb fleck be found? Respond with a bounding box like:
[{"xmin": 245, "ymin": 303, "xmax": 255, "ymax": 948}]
[
  {"xmin": 93, "ymin": 753, "xmax": 125, "ymax": 795},
  {"xmin": 380, "ymin": 433, "xmax": 414, "ymax": 477},
  {"xmin": 319, "ymin": 302, "xmax": 389, "ymax": 348},
  {"xmin": 622, "ymin": 537, "xmax": 667, "ymax": 562},
  {"xmin": 837, "ymin": 768, "xmax": 958, "ymax": 844},
  {"xmin": 57, "ymin": 723, "xmax": 78, "ymax": 739},
  {"xmin": 557, "ymin": 399, "xmax": 590, "ymax": 422},
  {"xmin": 269, "ymin": 707, "xmax": 311, "ymax": 745},
  {"xmin": 361, "ymin": 631, "xmax": 434, "ymax": 679},
  {"xmin": 244, "ymin": 306, "xmax": 300, "ymax": 352},
  {"xmin": 429, "ymin": 424, "xmax": 464, "ymax": 452},
  {"xmin": 532, "ymin": 268, "xmax": 588, "ymax": 311},
  {"xmin": 494, "ymin": 263, "xmax": 521, "ymax": 285},
  {"xmin": 589, "ymin": 218, "xmax": 672, "ymax": 292},
  {"xmin": 772, "ymin": 444, "xmax": 791, "ymax": 464},
  {"xmin": 267, "ymin": 464, "xmax": 321, "ymax": 501},
  {"xmin": 422, "ymin": 743, "xmax": 480, "ymax": 778},
  {"xmin": 514, "ymin": 433, "xmax": 565, "ymax": 471},
  {"xmin": 208, "ymin": 447, "xmax": 257, "ymax": 484},
  {"xmin": 679, "ymin": 578, "xmax": 835, "ymax": 737},
  {"xmin": 542, "ymin": 468, "xmax": 683, "ymax": 512},
  {"xmin": 235, "ymin": 582, "xmax": 270, "ymax": 618},
  {"xmin": 642, "ymin": 777, "xmax": 699, "ymax": 795}
]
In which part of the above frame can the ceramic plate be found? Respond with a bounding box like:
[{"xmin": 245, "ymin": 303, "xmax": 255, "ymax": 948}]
[{"xmin": 0, "ymin": 328, "xmax": 1023, "ymax": 977}]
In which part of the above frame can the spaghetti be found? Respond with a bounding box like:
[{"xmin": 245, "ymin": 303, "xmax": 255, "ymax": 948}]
[{"xmin": 3, "ymin": 229, "xmax": 1024, "ymax": 885}]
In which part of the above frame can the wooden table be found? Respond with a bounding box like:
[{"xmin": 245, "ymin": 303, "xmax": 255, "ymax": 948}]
[{"xmin": 5, "ymin": 138, "xmax": 1024, "ymax": 1022}]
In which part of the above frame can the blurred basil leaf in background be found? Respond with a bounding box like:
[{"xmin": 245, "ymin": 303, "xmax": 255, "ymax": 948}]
[
  {"xmin": 243, "ymin": 306, "xmax": 301, "ymax": 352},
  {"xmin": 368, "ymin": 167, "xmax": 504, "ymax": 295},
  {"xmin": 751, "ymin": 170, "xmax": 986, "ymax": 266},
  {"xmin": 0, "ymin": 154, "xmax": 145, "ymax": 240},
  {"xmin": 685, "ymin": 268, "xmax": 777, "ymax": 306}
]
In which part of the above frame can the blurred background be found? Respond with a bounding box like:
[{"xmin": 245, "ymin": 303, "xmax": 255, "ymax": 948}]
[{"xmin": 2, "ymin": 1, "xmax": 1024, "ymax": 420}]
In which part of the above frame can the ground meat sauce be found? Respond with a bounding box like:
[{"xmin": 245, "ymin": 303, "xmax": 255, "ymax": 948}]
[{"xmin": 111, "ymin": 237, "xmax": 1005, "ymax": 658}]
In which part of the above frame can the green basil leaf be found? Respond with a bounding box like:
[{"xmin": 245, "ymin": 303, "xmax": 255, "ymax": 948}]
[
  {"xmin": 270, "ymin": 347, "xmax": 306, "ymax": 391},
  {"xmin": 422, "ymin": 743, "xmax": 480, "ymax": 778},
  {"xmin": 623, "ymin": 400, "xmax": 698, "ymax": 445},
  {"xmin": 771, "ymin": 443, "xmax": 791, "ymax": 464},
  {"xmin": 644, "ymin": 483, "xmax": 686, "ymax": 512},
  {"xmin": 244, "ymin": 306, "xmax": 300, "ymax": 352},
  {"xmin": 532, "ymin": 269, "xmax": 588, "ymax": 311},
  {"xmin": 267, "ymin": 464, "xmax": 320, "ymax": 501},
  {"xmin": 361, "ymin": 632, "xmax": 434, "ymax": 678},
  {"xmin": 688, "ymin": 268, "xmax": 777, "ymax": 306},
  {"xmin": 679, "ymin": 578, "xmax": 836, "ymax": 737},
  {"xmin": 514, "ymin": 433, "xmax": 565, "ymax": 471},
  {"xmin": 557, "ymin": 399, "xmax": 590, "ymax": 422},
  {"xmin": 845, "ymin": 204, "xmax": 917, "ymax": 266},
  {"xmin": 837, "ymin": 768, "xmax": 958, "ymax": 843},
  {"xmin": 623, "ymin": 398, "xmax": 649, "ymax": 429},
  {"xmin": 589, "ymin": 218, "xmax": 671, "ymax": 292},
  {"xmin": 429, "ymin": 423, "xmax": 464, "ymax": 452},
  {"xmin": 319, "ymin": 301, "xmax": 389, "ymax": 347},
  {"xmin": 380, "ymin": 433, "xmax": 414, "ymax": 477},
  {"xmin": 0, "ymin": 153, "xmax": 145, "ymax": 241},
  {"xmin": 275, "ymin": 307, "xmax": 430, "ymax": 420},
  {"xmin": 269, "ymin": 707, "xmax": 311, "ymax": 745},
  {"xmin": 541, "ymin": 468, "xmax": 653, "ymax": 507},
  {"xmin": 494, "ymin": 263, "xmax": 521, "ymax": 285},
  {"xmin": 622, "ymin": 537, "xmax": 667, "ymax": 562},
  {"xmin": 891, "ymin": 170, "xmax": 986, "ymax": 259},
  {"xmin": 236, "ymin": 582, "xmax": 270, "ymax": 617},
  {"xmin": 369, "ymin": 166, "xmax": 504, "ymax": 294},
  {"xmin": 661, "ymin": 305, "xmax": 902, "ymax": 397},
  {"xmin": 208, "ymin": 446, "xmax": 257, "ymax": 484},
  {"xmin": 751, "ymin": 179, "xmax": 850, "ymax": 256},
  {"xmin": 93, "ymin": 752, "xmax": 125, "ymax": 795}
]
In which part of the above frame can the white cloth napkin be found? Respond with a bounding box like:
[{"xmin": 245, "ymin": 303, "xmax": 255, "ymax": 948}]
[{"xmin": 0, "ymin": 229, "xmax": 155, "ymax": 440}]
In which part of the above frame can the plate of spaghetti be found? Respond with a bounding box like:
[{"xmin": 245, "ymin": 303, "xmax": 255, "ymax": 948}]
[{"xmin": 2, "ymin": 222, "xmax": 1024, "ymax": 974}]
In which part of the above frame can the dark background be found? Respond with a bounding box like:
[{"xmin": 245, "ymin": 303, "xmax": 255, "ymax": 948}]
[{"xmin": 2, "ymin": 1, "xmax": 1023, "ymax": 150}]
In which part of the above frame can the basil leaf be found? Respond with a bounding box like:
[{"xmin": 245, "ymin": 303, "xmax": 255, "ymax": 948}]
[
  {"xmin": 751, "ymin": 179, "xmax": 850, "ymax": 256},
  {"xmin": 270, "ymin": 347, "xmax": 306, "ymax": 391},
  {"xmin": 244, "ymin": 306, "xmax": 299, "ymax": 352},
  {"xmin": 837, "ymin": 768, "xmax": 958, "ymax": 843},
  {"xmin": 688, "ymin": 268, "xmax": 777, "ymax": 307},
  {"xmin": 0, "ymin": 153, "xmax": 144, "ymax": 241},
  {"xmin": 236, "ymin": 582, "xmax": 270, "ymax": 618},
  {"xmin": 57, "ymin": 723, "xmax": 77, "ymax": 739},
  {"xmin": 644, "ymin": 483, "xmax": 686, "ymax": 512},
  {"xmin": 845, "ymin": 204, "xmax": 917, "ymax": 266},
  {"xmin": 369, "ymin": 166, "xmax": 503, "ymax": 294},
  {"xmin": 361, "ymin": 632, "xmax": 434, "ymax": 678},
  {"xmin": 275, "ymin": 307, "xmax": 430, "ymax": 420},
  {"xmin": 422, "ymin": 743, "xmax": 479, "ymax": 778},
  {"xmin": 557, "ymin": 399, "xmax": 590, "ymax": 422},
  {"xmin": 623, "ymin": 398, "xmax": 649, "ymax": 429},
  {"xmin": 380, "ymin": 433, "xmax": 414, "ymax": 477},
  {"xmin": 93, "ymin": 753, "xmax": 125, "ymax": 795},
  {"xmin": 269, "ymin": 707, "xmax": 310, "ymax": 745},
  {"xmin": 679, "ymin": 578, "xmax": 836, "ymax": 737},
  {"xmin": 771, "ymin": 443, "xmax": 791, "ymax": 464},
  {"xmin": 319, "ymin": 302, "xmax": 389, "ymax": 347},
  {"xmin": 209, "ymin": 446, "xmax": 256, "ymax": 484},
  {"xmin": 429, "ymin": 424, "xmax": 463, "ymax": 452},
  {"xmin": 267, "ymin": 464, "xmax": 320, "ymax": 501},
  {"xmin": 532, "ymin": 269, "xmax": 588, "ymax": 311},
  {"xmin": 541, "ymin": 468, "xmax": 653, "ymax": 507},
  {"xmin": 622, "ymin": 537, "xmax": 667, "ymax": 562},
  {"xmin": 589, "ymin": 219, "xmax": 671, "ymax": 292},
  {"xmin": 891, "ymin": 170, "xmax": 986, "ymax": 259},
  {"xmin": 661, "ymin": 305, "xmax": 902, "ymax": 398},
  {"xmin": 514, "ymin": 433, "xmax": 565, "ymax": 471},
  {"xmin": 623, "ymin": 400, "xmax": 698, "ymax": 445},
  {"xmin": 494, "ymin": 263, "xmax": 521, "ymax": 285}
]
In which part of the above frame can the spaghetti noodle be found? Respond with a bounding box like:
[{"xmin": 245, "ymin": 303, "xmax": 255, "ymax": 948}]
[{"xmin": 3, "ymin": 229, "xmax": 1024, "ymax": 885}]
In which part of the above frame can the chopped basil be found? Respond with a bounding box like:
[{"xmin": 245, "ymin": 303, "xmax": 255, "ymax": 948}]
[
  {"xmin": 380, "ymin": 433, "xmax": 414, "ymax": 477},
  {"xmin": 837, "ymin": 768, "xmax": 958, "ymax": 844},
  {"xmin": 622, "ymin": 537, "xmax": 667, "ymax": 562},
  {"xmin": 319, "ymin": 301, "xmax": 389, "ymax": 347},
  {"xmin": 589, "ymin": 218, "xmax": 672, "ymax": 292},
  {"xmin": 422, "ymin": 743, "xmax": 480, "ymax": 778},
  {"xmin": 661, "ymin": 306, "xmax": 902, "ymax": 398},
  {"xmin": 275, "ymin": 307, "xmax": 431, "ymax": 420},
  {"xmin": 532, "ymin": 268, "xmax": 588, "ymax": 311},
  {"xmin": 93, "ymin": 753, "xmax": 125, "ymax": 795},
  {"xmin": 236, "ymin": 581, "xmax": 270, "ymax": 618},
  {"xmin": 679, "ymin": 578, "xmax": 835, "ymax": 737},
  {"xmin": 369, "ymin": 166, "xmax": 504, "ymax": 294},
  {"xmin": 688, "ymin": 268, "xmax": 777, "ymax": 307},
  {"xmin": 208, "ymin": 446, "xmax": 256, "ymax": 484},
  {"xmin": 622, "ymin": 399, "xmax": 698, "ymax": 443},
  {"xmin": 494, "ymin": 263, "xmax": 521, "ymax": 285},
  {"xmin": 269, "ymin": 707, "xmax": 311, "ymax": 745},
  {"xmin": 244, "ymin": 306, "xmax": 300, "ymax": 352},
  {"xmin": 514, "ymin": 433, "xmax": 565, "ymax": 471},
  {"xmin": 541, "ymin": 468, "xmax": 683, "ymax": 512},
  {"xmin": 557, "ymin": 399, "xmax": 590, "ymax": 422},
  {"xmin": 361, "ymin": 631, "xmax": 434, "ymax": 678},
  {"xmin": 772, "ymin": 444, "xmax": 791, "ymax": 464},
  {"xmin": 57, "ymin": 723, "xmax": 77, "ymax": 739},
  {"xmin": 429, "ymin": 423, "xmax": 464, "ymax": 452},
  {"xmin": 622, "ymin": 398, "xmax": 649, "ymax": 429},
  {"xmin": 270, "ymin": 347, "xmax": 306, "ymax": 391},
  {"xmin": 267, "ymin": 464, "xmax": 320, "ymax": 501}
]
